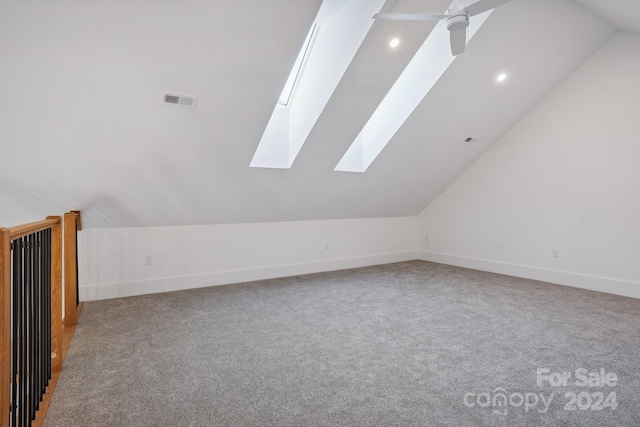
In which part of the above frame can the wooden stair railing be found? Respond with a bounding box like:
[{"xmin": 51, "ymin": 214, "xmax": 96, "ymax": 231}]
[{"xmin": 0, "ymin": 212, "xmax": 82, "ymax": 427}]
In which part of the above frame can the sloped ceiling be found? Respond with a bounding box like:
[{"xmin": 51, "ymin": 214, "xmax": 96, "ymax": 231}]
[
  {"xmin": 575, "ymin": 0, "xmax": 640, "ymax": 33},
  {"xmin": 0, "ymin": 0, "xmax": 633, "ymax": 228}
]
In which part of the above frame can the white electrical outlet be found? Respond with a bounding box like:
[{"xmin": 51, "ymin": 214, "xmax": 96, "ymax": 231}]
[
  {"xmin": 325, "ymin": 243, "xmax": 330, "ymax": 250},
  {"xmin": 551, "ymin": 248, "xmax": 560, "ymax": 259},
  {"xmin": 145, "ymin": 256, "xmax": 153, "ymax": 266},
  {"xmin": 424, "ymin": 236, "xmax": 429, "ymax": 243}
]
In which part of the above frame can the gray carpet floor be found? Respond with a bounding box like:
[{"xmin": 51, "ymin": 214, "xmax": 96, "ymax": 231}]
[{"xmin": 44, "ymin": 260, "xmax": 640, "ymax": 426}]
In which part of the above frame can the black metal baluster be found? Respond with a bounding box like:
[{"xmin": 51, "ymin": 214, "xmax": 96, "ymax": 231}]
[
  {"xmin": 7, "ymin": 228, "xmax": 57, "ymax": 427},
  {"xmin": 16, "ymin": 237, "xmax": 22, "ymax": 427},
  {"xmin": 38, "ymin": 231, "xmax": 44, "ymax": 406},
  {"xmin": 11, "ymin": 240, "xmax": 21, "ymax": 427},
  {"xmin": 19, "ymin": 237, "xmax": 26, "ymax": 427},
  {"xmin": 40, "ymin": 230, "xmax": 47, "ymax": 399},
  {"xmin": 33, "ymin": 232, "xmax": 41, "ymax": 413},
  {"xmin": 39, "ymin": 231, "xmax": 45, "ymax": 398},
  {"xmin": 28, "ymin": 234, "xmax": 33, "ymax": 426},
  {"xmin": 26, "ymin": 235, "xmax": 33, "ymax": 426},
  {"xmin": 32, "ymin": 234, "xmax": 38, "ymax": 416},
  {"xmin": 20, "ymin": 236, "xmax": 26, "ymax": 427},
  {"xmin": 24, "ymin": 235, "xmax": 30, "ymax": 425},
  {"xmin": 33, "ymin": 231, "xmax": 43, "ymax": 411},
  {"xmin": 44, "ymin": 229, "xmax": 51, "ymax": 384}
]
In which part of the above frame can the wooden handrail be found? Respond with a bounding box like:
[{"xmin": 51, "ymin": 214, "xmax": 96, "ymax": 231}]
[{"xmin": 8, "ymin": 218, "xmax": 61, "ymax": 241}]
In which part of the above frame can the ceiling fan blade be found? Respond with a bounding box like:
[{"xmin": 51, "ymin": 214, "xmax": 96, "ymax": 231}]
[
  {"xmin": 450, "ymin": 28, "xmax": 466, "ymax": 56},
  {"xmin": 373, "ymin": 12, "xmax": 448, "ymax": 21},
  {"xmin": 464, "ymin": 0, "xmax": 514, "ymax": 17}
]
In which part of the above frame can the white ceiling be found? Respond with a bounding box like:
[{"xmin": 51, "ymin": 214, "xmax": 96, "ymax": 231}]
[
  {"xmin": 575, "ymin": 0, "xmax": 640, "ymax": 33},
  {"xmin": 0, "ymin": 0, "xmax": 631, "ymax": 228}
]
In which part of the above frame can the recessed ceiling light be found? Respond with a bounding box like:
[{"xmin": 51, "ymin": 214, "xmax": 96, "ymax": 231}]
[
  {"xmin": 389, "ymin": 38, "xmax": 400, "ymax": 48},
  {"xmin": 496, "ymin": 72, "xmax": 507, "ymax": 83}
]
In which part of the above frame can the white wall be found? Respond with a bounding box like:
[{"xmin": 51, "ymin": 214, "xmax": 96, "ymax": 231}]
[
  {"xmin": 78, "ymin": 33, "xmax": 640, "ymax": 301},
  {"xmin": 79, "ymin": 216, "xmax": 417, "ymax": 300},
  {"xmin": 416, "ymin": 32, "xmax": 640, "ymax": 299}
]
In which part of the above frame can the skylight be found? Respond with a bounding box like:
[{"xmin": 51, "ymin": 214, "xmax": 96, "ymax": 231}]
[
  {"xmin": 335, "ymin": 8, "xmax": 494, "ymax": 173},
  {"xmin": 278, "ymin": 23, "xmax": 318, "ymax": 106},
  {"xmin": 252, "ymin": 0, "xmax": 494, "ymax": 172},
  {"xmin": 251, "ymin": 0, "xmax": 386, "ymax": 170}
]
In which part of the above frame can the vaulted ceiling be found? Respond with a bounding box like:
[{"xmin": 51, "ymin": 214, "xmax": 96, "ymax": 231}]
[{"xmin": 1, "ymin": 0, "xmax": 638, "ymax": 228}]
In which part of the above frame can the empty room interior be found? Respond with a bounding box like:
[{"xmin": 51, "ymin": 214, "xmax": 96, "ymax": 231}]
[{"xmin": 1, "ymin": 0, "xmax": 640, "ymax": 425}]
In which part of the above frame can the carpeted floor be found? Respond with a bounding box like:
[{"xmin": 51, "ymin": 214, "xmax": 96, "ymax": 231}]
[{"xmin": 44, "ymin": 260, "xmax": 640, "ymax": 426}]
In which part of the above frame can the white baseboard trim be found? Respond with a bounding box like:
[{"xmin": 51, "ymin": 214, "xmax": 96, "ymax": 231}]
[
  {"xmin": 80, "ymin": 251, "xmax": 418, "ymax": 301},
  {"xmin": 417, "ymin": 250, "xmax": 640, "ymax": 300}
]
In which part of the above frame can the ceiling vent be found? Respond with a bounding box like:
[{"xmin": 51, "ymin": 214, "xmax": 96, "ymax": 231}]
[
  {"xmin": 463, "ymin": 137, "xmax": 477, "ymax": 144},
  {"xmin": 162, "ymin": 92, "xmax": 198, "ymax": 109}
]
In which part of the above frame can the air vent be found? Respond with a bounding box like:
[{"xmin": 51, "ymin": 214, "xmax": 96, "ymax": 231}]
[
  {"xmin": 463, "ymin": 137, "xmax": 477, "ymax": 144},
  {"xmin": 162, "ymin": 92, "xmax": 198, "ymax": 109}
]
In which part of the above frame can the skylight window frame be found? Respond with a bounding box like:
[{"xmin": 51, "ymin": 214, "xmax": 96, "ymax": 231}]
[{"xmin": 277, "ymin": 23, "xmax": 319, "ymax": 107}]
